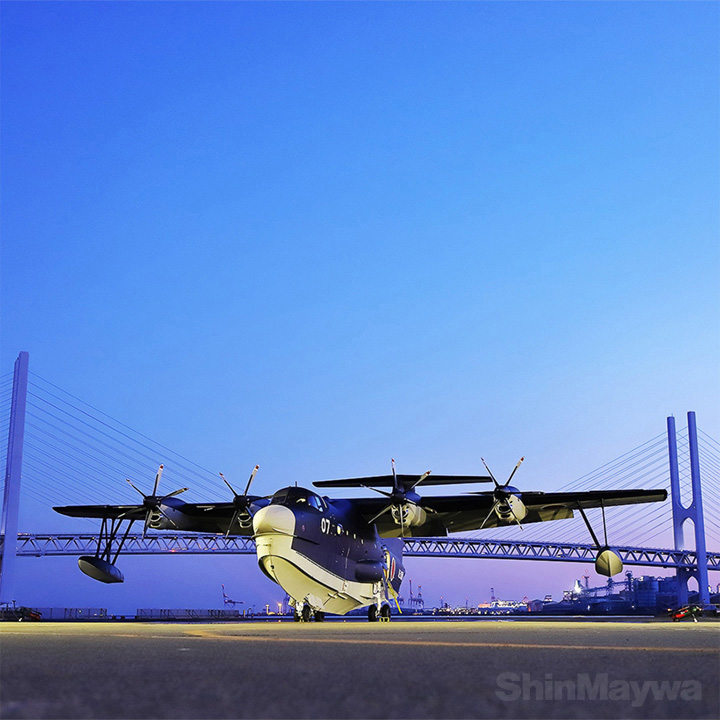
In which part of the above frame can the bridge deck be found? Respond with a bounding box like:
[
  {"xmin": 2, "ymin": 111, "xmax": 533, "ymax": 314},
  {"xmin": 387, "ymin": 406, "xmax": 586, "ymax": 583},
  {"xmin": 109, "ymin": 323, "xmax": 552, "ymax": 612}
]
[{"xmin": 5, "ymin": 533, "xmax": 719, "ymax": 570}]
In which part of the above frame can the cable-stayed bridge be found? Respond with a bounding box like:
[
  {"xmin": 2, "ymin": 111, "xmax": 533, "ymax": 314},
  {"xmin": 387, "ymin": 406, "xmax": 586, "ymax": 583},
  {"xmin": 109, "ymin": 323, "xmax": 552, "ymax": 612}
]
[{"xmin": 1, "ymin": 355, "xmax": 719, "ymax": 603}]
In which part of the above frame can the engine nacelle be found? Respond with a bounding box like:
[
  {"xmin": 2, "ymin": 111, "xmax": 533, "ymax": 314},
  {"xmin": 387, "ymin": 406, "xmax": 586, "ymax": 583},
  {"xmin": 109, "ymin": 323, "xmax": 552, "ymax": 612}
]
[
  {"xmin": 236, "ymin": 508, "xmax": 254, "ymax": 530},
  {"xmin": 495, "ymin": 492, "xmax": 528, "ymax": 524},
  {"xmin": 148, "ymin": 505, "xmax": 194, "ymax": 531},
  {"xmin": 391, "ymin": 504, "xmax": 427, "ymax": 527}
]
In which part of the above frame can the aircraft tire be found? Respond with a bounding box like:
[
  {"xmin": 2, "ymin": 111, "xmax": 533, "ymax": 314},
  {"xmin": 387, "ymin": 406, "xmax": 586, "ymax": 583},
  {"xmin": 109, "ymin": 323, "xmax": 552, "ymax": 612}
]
[
  {"xmin": 368, "ymin": 605, "xmax": 378, "ymax": 622},
  {"xmin": 293, "ymin": 610, "xmax": 301, "ymax": 622},
  {"xmin": 380, "ymin": 604, "xmax": 391, "ymax": 621},
  {"xmin": 301, "ymin": 604, "xmax": 312, "ymax": 622},
  {"xmin": 314, "ymin": 611, "xmax": 325, "ymax": 622}
]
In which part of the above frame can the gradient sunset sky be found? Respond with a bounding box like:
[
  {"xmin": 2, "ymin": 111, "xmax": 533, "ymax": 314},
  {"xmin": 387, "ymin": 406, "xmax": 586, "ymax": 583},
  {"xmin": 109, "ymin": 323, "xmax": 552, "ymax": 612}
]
[{"xmin": 2, "ymin": 1, "xmax": 718, "ymax": 611}]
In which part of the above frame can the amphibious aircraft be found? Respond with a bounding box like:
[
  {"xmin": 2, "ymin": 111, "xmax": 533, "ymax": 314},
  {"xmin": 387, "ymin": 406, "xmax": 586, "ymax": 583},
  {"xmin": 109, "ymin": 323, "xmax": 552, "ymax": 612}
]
[{"xmin": 54, "ymin": 459, "xmax": 667, "ymax": 622}]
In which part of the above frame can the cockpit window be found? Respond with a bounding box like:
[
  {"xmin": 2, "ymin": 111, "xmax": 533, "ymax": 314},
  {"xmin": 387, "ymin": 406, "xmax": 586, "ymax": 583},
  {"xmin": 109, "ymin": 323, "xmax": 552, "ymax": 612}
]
[
  {"xmin": 307, "ymin": 495, "xmax": 325, "ymax": 512},
  {"xmin": 271, "ymin": 487, "xmax": 326, "ymax": 512}
]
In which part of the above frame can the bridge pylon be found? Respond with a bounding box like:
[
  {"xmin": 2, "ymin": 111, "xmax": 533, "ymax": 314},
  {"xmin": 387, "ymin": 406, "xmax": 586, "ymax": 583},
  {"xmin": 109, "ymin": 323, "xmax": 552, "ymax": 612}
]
[
  {"xmin": 667, "ymin": 412, "xmax": 711, "ymax": 607},
  {"xmin": 0, "ymin": 351, "xmax": 29, "ymax": 605}
]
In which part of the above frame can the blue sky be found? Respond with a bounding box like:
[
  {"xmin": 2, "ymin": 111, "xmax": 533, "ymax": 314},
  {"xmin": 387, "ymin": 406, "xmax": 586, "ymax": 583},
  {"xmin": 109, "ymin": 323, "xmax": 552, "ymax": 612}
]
[{"xmin": 2, "ymin": 1, "xmax": 718, "ymax": 612}]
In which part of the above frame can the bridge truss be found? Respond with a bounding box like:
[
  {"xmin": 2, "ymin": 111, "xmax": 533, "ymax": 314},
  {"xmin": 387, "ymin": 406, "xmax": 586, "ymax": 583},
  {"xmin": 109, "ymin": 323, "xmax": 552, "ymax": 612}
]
[{"xmin": 9, "ymin": 533, "xmax": 720, "ymax": 571}]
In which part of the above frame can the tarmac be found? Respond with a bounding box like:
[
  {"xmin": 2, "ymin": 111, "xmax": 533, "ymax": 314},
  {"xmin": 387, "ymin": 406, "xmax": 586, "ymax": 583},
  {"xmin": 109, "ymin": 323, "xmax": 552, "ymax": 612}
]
[{"xmin": 1, "ymin": 619, "xmax": 718, "ymax": 719}]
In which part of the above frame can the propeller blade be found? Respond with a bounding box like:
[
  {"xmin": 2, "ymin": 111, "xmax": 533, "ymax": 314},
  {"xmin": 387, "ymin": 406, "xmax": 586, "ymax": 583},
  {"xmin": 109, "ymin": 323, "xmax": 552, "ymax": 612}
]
[
  {"xmin": 481, "ymin": 458, "xmax": 501, "ymax": 489},
  {"xmin": 479, "ymin": 501, "xmax": 499, "ymax": 530},
  {"xmin": 506, "ymin": 457, "xmax": 524, "ymax": 486},
  {"xmin": 225, "ymin": 509, "xmax": 241, "ymax": 539},
  {"xmin": 369, "ymin": 504, "xmax": 393, "ymax": 525},
  {"xmin": 391, "ymin": 458, "xmax": 398, "ymax": 492},
  {"xmin": 219, "ymin": 472, "xmax": 239, "ymax": 497},
  {"xmin": 243, "ymin": 465, "xmax": 260, "ymax": 496},
  {"xmin": 161, "ymin": 487, "xmax": 188, "ymax": 500},
  {"xmin": 409, "ymin": 470, "xmax": 432, "ymax": 491},
  {"xmin": 152, "ymin": 464, "xmax": 164, "ymax": 496},
  {"xmin": 126, "ymin": 479, "xmax": 146, "ymax": 498},
  {"xmin": 506, "ymin": 503, "xmax": 524, "ymax": 530},
  {"xmin": 361, "ymin": 484, "xmax": 393, "ymax": 499}
]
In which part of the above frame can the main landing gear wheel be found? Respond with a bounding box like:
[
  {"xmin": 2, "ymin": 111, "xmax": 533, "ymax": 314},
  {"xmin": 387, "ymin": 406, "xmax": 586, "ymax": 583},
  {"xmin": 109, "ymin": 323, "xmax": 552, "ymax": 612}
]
[
  {"xmin": 301, "ymin": 604, "xmax": 312, "ymax": 623},
  {"xmin": 293, "ymin": 610, "xmax": 301, "ymax": 622},
  {"xmin": 368, "ymin": 605, "xmax": 378, "ymax": 622},
  {"xmin": 379, "ymin": 604, "xmax": 391, "ymax": 622},
  {"xmin": 314, "ymin": 611, "xmax": 325, "ymax": 622}
]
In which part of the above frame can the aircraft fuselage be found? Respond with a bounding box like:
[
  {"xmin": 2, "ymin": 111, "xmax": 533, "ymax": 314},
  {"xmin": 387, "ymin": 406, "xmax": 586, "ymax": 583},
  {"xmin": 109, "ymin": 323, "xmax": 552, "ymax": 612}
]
[{"xmin": 252, "ymin": 486, "xmax": 404, "ymax": 616}]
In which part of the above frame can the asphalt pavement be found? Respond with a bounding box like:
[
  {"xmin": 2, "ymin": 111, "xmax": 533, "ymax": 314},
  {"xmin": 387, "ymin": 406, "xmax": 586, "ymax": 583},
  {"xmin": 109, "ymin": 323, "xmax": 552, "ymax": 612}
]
[{"xmin": 1, "ymin": 619, "xmax": 718, "ymax": 719}]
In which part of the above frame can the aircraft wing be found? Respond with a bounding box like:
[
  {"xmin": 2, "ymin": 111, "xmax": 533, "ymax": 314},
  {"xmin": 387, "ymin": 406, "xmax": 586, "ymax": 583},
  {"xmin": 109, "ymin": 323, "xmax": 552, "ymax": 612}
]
[
  {"xmin": 349, "ymin": 488, "xmax": 667, "ymax": 538},
  {"xmin": 53, "ymin": 501, "xmax": 263, "ymax": 536},
  {"xmin": 54, "ymin": 504, "xmax": 147, "ymax": 520}
]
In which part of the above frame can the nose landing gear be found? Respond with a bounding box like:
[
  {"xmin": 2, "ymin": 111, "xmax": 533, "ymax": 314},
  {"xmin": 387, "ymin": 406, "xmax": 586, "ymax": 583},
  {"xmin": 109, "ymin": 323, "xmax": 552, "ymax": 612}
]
[
  {"xmin": 293, "ymin": 602, "xmax": 325, "ymax": 622},
  {"xmin": 368, "ymin": 602, "xmax": 392, "ymax": 622}
]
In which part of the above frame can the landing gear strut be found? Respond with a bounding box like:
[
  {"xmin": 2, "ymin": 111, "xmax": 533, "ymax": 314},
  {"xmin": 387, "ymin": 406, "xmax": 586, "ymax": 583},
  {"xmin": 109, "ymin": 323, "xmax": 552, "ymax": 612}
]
[{"xmin": 576, "ymin": 500, "xmax": 624, "ymax": 577}]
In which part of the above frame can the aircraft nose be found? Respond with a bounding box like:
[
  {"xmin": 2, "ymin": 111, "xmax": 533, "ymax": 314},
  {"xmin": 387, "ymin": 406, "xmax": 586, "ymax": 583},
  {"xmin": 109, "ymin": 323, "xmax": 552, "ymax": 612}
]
[{"xmin": 253, "ymin": 504, "xmax": 296, "ymax": 537}]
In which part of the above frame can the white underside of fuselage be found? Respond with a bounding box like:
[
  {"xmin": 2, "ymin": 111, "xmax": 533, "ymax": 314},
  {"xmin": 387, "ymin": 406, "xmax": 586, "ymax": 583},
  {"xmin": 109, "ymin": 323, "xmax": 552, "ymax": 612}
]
[
  {"xmin": 252, "ymin": 504, "xmax": 378, "ymax": 615},
  {"xmin": 254, "ymin": 532, "xmax": 376, "ymax": 615}
]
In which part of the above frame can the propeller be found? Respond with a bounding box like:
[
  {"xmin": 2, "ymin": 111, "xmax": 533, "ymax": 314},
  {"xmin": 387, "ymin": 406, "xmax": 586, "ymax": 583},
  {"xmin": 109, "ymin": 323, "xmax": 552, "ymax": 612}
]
[
  {"xmin": 125, "ymin": 465, "xmax": 189, "ymax": 536},
  {"xmin": 366, "ymin": 459, "xmax": 431, "ymax": 536},
  {"xmin": 219, "ymin": 465, "xmax": 259, "ymax": 538},
  {"xmin": 478, "ymin": 457, "xmax": 526, "ymax": 530}
]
